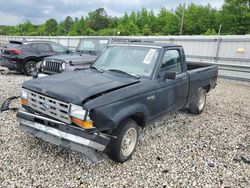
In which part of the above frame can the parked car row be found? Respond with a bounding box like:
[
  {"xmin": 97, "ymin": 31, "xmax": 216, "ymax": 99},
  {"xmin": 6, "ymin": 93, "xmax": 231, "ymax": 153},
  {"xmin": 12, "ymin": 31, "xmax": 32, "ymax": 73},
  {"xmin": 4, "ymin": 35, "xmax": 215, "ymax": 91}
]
[
  {"xmin": 0, "ymin": 40, "xmax": 70, "ymax": 75},
  {"xmin": 0, "ymin": 37, "xmax": 147, "ymax": 77}
]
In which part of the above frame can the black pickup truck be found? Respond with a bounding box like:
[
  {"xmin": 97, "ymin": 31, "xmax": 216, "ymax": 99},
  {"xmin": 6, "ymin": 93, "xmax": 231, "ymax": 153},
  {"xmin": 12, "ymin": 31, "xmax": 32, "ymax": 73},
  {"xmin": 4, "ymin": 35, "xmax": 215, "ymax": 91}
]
[{"xmin": 16, "ymin": 43, "xmax": 218, "ymax": 163}]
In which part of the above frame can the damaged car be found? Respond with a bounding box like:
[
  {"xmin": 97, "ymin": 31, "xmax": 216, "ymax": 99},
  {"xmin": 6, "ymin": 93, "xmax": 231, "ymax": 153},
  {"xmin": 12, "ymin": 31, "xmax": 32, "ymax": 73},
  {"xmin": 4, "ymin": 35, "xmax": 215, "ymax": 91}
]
[{"xmin": 15, "ymin": 43, "xmax": 218, "ymax": 163}]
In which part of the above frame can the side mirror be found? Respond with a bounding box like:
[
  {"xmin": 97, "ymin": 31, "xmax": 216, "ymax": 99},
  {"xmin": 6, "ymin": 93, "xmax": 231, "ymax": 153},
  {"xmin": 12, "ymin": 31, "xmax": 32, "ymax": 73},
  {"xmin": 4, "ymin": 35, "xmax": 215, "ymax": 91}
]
[{"xmin": 164, "ymin": 71, "xmax": 176, "ymax": 80}]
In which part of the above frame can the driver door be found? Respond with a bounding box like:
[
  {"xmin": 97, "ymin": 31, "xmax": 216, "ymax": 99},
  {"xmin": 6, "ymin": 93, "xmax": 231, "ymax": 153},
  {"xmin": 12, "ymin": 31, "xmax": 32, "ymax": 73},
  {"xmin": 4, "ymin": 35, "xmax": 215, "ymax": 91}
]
[{"xmin": 155, "ymin": 48, "xmax": 189, "ymax": 114}]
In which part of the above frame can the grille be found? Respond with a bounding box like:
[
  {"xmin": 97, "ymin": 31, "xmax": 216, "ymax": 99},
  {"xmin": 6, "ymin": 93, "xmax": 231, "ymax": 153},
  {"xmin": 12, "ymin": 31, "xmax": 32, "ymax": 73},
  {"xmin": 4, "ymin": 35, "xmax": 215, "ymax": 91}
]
[
  {"xmin": 27, "ymin": 90, "xmax": 71, "ymax": 124},
  {"xmin": 42, "ymin": 60, "xmax": 63, "ymax": 74}
]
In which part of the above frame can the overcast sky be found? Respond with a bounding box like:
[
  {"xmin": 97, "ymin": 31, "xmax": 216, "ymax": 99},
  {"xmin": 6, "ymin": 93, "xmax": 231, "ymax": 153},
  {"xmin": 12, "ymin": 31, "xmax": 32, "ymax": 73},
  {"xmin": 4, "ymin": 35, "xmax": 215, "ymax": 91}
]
[{"xmin": 0, "ymin": 0, "xmax": 224, "ymax": 25}]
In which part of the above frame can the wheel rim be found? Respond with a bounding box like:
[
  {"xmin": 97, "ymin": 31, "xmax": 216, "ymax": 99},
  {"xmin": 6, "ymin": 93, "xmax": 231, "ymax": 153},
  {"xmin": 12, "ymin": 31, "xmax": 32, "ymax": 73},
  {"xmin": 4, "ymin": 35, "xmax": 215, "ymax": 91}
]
[
  {"xmin": 26, "ymin": 63, "xmax": 36, "ymax": 75},
  {"xmin": 121, "ymin": 127, "xmax": 137, "ymax": 157},
  {"xmin": 198, "ymin": 93, "xmax": 205, "ymax": 111}
]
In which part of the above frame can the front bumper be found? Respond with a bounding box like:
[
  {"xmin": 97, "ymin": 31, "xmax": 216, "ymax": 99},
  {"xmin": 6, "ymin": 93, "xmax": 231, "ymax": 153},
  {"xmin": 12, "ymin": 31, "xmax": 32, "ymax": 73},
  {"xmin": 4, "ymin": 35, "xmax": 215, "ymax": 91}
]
[{"xmin": 16, "ymin": 109, "xmax": 110, "ymax": 152}]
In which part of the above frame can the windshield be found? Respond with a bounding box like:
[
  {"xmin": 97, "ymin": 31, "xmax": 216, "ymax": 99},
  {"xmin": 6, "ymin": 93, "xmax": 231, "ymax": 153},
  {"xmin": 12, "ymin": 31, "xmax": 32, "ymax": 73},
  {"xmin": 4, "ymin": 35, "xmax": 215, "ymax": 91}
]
[
  {"xmin": 77, "ymin": 39, "xmax": 109, "ymax": 55},
  {"xmin": 93, "ymin": 46, "xmax": 159, "ymax": 77}
]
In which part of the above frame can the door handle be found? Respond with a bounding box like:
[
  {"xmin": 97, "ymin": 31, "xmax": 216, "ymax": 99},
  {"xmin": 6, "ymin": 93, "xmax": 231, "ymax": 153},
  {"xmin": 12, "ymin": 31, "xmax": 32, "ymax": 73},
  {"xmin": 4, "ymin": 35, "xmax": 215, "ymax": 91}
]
[{"xmin": 181, "ymin": 76, "xmax": 188, "ymax": 81}]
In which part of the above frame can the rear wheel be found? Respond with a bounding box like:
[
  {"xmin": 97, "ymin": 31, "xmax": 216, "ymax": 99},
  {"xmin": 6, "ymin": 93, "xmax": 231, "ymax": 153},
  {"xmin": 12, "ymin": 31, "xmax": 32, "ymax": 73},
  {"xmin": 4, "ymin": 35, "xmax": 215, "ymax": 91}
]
[
  {"xmin": 107, "ymin": 119, "xmax": 139, "ymax": 163},
  {"xmin": 189, "ymin": 88, "xmax": 206, "ymax": 115},
  {"xmin": 24, "ymin": 61, "xmax": 37, "ymax": 76}
]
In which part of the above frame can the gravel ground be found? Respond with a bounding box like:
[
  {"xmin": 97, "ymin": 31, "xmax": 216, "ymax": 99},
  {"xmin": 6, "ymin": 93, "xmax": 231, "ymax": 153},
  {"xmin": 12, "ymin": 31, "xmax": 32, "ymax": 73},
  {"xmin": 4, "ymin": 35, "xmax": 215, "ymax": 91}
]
[{"xmin": 0, "ymin": 69, "xmax": 249, "ymax": 187}]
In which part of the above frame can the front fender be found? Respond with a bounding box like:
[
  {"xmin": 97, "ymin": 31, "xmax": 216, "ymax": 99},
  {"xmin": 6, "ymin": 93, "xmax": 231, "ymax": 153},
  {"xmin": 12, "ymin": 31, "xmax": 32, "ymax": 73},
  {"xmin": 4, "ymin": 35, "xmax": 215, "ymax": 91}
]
[
  {"xmin": 113, "ymin": 104, "xmax": 149, "ymax": 127},
  {"xmin": 92, "ymin": 103, "xmax": 150, "ymax": 132}
]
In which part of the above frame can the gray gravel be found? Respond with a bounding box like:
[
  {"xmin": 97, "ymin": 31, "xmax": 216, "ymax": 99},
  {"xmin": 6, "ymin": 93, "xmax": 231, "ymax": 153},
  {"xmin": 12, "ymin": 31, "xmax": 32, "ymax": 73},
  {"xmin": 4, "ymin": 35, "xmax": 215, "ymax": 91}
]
[{"xmin": 0, "ymin": 69, "xmax": 249, "ymax": 187}]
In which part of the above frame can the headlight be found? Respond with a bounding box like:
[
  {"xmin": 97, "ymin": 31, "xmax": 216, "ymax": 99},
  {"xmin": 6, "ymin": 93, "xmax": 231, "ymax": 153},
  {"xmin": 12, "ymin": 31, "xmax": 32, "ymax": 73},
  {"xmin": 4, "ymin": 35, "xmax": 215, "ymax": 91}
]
[
  {"xmin": 20, "ymin": 89, "xmax": 28, "ymax": 106},
  {"xmin": 61, "ymin": 62, "xmax": 66, "ymax": 70},
  {"xmin": 42, "ymin": 60, "xmax": 46, "ymax": 67},
  {"xmin": 21, "ymin": 89, "xmax": 28, "ymax": 99},
  {"xmin": 69, "ymin": 104, "xmax": 94, "ymax": 129},
  {"xmin": 70, "ymin": 104, "xmax": 87, "ymax": 120},
  {"xmin": 36, "ymin": 61, "xmax": 42, "ymax": 69}
]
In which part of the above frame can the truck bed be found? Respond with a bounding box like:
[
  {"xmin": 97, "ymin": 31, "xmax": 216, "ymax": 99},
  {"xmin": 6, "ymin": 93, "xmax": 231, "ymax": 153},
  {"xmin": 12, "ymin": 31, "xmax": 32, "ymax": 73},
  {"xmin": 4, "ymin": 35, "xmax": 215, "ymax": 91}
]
[
  {"xmin": 186, "ymin": 61, "xmax": 218, "ymax": 105},
  {"xmin": 187, "ymin": 61, "xmax": 214, "ymax": 70}
]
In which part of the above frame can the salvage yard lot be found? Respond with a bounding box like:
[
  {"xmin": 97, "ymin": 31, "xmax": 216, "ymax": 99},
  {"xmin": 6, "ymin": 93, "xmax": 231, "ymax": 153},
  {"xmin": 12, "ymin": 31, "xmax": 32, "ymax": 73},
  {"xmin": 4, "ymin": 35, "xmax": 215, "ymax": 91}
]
[{"xmin": 0, "ymin": 69, "xmax": 249, "ymax": 187}]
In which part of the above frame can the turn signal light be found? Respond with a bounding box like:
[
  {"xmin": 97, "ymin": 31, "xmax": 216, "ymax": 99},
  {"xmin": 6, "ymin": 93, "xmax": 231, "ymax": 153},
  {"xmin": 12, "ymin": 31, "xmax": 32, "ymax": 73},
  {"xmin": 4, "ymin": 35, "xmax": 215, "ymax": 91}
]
[
  {"xmin": 20, "ymin": 98, "xmax": 28, "ymax": 106},
  {"xmin": 71, "ymin": 117, "xmax": 94, "ymax": 129}
]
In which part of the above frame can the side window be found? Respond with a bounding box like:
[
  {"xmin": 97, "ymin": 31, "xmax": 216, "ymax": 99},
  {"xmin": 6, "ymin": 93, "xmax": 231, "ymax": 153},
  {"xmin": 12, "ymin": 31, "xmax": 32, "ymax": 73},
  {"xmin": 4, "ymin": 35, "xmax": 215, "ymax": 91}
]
[
  {"xmin": 35, "ymin": 43, "xmax": 51, "ymax": 51},
  {"xmin": 82, "ymin": 41, "xmax": 95, "ymax": 50},
  {"xmin": 51, "ymin": 43, "xmax": 67, "ymax": 53},
  {"xmin": 161, "ymin": 49, "xmax": 182, "ymax": 74}
]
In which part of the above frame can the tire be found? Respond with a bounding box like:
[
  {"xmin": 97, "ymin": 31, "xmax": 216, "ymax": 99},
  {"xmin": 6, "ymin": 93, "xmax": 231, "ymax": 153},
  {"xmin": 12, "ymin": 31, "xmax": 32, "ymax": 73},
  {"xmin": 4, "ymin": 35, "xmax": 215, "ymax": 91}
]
[
  {"xmin": 24, "ymin": 61, "xmax": 37, "ymax": 76},
  {"xmin": 107, "ymin": 119, "xmax": 139, "ymax": 163},
  {"xmin": 189, "ymin": 88, "xmax": 206, "ymax": 115}
]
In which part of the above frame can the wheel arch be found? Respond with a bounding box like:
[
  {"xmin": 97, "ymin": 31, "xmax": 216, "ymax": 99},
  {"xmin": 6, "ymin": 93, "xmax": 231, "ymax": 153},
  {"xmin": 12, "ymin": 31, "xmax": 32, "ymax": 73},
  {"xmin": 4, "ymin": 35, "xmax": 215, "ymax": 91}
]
[
  {"xmin": 114, "ymin": 105, "xmax": 149, "ymax": 129},
  {"xmin": 202, "ymin": 84, "xmax": 210, "ymax": 93},
  {"xmin": 23, "ymin": 56, "xmax": 39, "ymax": 64},
  {"xmin": 124, "ymin": 112, "xmax": 147, "ymax": 128}
]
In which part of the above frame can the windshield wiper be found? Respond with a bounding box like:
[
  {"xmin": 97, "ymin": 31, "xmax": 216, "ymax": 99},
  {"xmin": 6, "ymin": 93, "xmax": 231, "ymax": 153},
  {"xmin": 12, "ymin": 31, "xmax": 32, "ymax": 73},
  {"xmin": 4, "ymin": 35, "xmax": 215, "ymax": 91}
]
[
  {"xmin": 90, "ymin": 66, "xmax": 104, "ymax": 73},
  {"xmin": 108, "ymin": 69, "xmax": 140, "ymax": 79}
]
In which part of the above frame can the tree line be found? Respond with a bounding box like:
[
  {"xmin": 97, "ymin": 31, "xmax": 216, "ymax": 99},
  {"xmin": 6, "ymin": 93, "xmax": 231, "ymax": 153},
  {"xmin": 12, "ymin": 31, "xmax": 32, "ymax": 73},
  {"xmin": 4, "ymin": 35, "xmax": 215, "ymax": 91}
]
[{"xmin": 0, "ymin": 0, "xmax": 249, "ymax": 36}]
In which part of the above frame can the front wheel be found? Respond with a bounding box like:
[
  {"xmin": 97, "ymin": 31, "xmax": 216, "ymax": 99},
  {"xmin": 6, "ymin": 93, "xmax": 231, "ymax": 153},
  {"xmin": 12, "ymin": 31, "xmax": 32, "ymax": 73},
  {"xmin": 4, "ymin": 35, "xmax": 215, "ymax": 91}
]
[
  {"xmin": 107, "ymin": 119, "xmax": 139, "ymax": 163},
  {"xmin": 189, "ymin": 88, "xmax": 206, "ymax": 115}
]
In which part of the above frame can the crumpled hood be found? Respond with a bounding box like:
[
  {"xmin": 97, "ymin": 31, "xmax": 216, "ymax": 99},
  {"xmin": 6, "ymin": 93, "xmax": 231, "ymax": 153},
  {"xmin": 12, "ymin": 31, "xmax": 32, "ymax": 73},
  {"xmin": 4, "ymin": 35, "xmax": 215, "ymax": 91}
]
[
  {"xmin": 23, "ymin": 69, "xmax": 139, "ymax": 105},
  {"xmin": 45, "ymin": 53, "xmax": 97, "ymax": 64}
]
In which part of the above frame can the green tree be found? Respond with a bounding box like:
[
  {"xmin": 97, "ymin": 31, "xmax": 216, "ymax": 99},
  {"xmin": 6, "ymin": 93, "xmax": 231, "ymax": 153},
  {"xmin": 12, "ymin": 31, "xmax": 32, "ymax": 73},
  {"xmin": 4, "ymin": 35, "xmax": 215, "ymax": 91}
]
[
  {"xmin": 219, "ymin": 0, "xmax": 250, "ymax": 34},
  {"xmin": 45, "ymin": 18, "xmax": 58, "ymax": 35},
  {"xmin": 157, "ymin": 7, "xmax": 179, "ymax": 35},
  {"xmin": 137, "ymin": 8, "xmax": 151, "ymax": 31},
  {"xmin": 178, "ymin": 3, "xmax": 218, "ymax": 35},
  {"xmin": 69, "ymin": 16, "xmax": 86, "ymax": 35},
  {"xmin": 142, "ymin": 24, "xmax": 152, "ymax": 35},
  {"xmin": 87, "ymin": 8, "xmax": 109, "ymax": 31},
  {"xmin": 63, "ymin": 16, "xmax": 74, "ymax": 35},
  {"xmin": 17, "ymin": 21, "xmax": 36, "ymax": 35},
  {"xmin": 37, "ymin": 24, "xmax": 46, "ymax": 36},
  {"xmin": 124, "ymin": 20, "xmax": 140, "ymax": 35}
]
